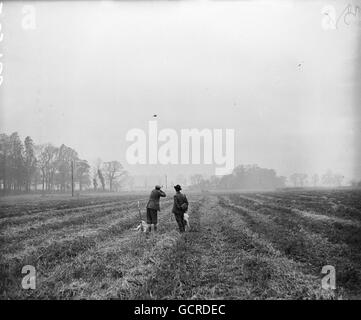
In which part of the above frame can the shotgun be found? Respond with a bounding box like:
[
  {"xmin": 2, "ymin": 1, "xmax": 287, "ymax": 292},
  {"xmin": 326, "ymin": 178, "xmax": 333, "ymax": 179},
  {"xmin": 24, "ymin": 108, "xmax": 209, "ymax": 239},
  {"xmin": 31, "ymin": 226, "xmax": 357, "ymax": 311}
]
[{"xmin": 137, "ymin": 201, "xmax": 144, "ymax": 232}]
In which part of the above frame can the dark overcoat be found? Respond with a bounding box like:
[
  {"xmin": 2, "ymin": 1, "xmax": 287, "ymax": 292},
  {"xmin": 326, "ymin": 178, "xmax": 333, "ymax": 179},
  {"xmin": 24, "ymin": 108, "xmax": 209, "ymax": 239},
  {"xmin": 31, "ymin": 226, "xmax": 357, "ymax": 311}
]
[
  {"xmin": 146, "ymin": 189, "xmax": 166, "ymax": 211},
  {"xmin": 172, "ymin": 192, "xmax": 189, "ymax": 215}
]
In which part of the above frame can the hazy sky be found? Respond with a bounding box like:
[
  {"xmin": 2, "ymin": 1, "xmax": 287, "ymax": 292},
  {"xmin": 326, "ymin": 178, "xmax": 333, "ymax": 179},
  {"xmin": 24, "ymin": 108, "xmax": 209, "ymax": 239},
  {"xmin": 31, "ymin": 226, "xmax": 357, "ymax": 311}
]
[{"xmin": 0, "ymin": 0, "xmax": 360, "ymax": 181}]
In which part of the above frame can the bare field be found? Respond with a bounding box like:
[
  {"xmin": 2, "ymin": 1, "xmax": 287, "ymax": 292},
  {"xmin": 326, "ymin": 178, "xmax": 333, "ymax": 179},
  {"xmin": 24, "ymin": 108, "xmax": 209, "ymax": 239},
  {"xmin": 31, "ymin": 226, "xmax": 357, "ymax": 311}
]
[{"xmin": 1, "ymin": 189, "xmax": 361, "ymax": 299}]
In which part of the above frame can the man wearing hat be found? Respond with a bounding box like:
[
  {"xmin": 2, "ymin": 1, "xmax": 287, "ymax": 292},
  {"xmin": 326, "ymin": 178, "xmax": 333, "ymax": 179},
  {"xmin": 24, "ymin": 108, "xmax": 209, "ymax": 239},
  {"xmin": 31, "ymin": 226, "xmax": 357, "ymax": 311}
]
[
  {"xmin": 146, "ymin": 185, "xmax": 166, "ymax": 233},
  {"xmin": 172, "ymin": 184, "xmax": 189, "ymax": 233}
]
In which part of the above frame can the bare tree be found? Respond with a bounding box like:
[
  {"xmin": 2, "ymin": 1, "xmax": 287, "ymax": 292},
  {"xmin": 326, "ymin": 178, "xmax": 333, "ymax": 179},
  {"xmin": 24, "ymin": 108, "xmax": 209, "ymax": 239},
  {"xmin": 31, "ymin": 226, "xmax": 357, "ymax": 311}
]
[
  {"xmin": 312, "ymin": 174, "xmax": 319, "ymax": 187},
  {"xmin": 56, "ymin": 144, "xmax": 78, "ymax": 192},
  {"xmin": 9, "ymin": 132, "xmax": 25, "ymax": 191},
  {"xmin": 334, "ymin": 174, "xmax": 344, "ymax": 187},
  {"xmin": 0, "ymin": 133, "xmax": 11, "ymax": 191},
  {"xmin": 95, "ymin": 158, "xmax": 105, "ymax": 191},
  {"xmin": 102, "ymin": 161, "xmax": 126, "ymax": 192},
  {"xmin": 322, "ymin": 170, "xmax": 335, "ymax": 186},
  {"xmin": 93, "ymin": 177, "xmax": 98, "ymax": 191},
  {"xmin": 299, "ymin": 174, "xmax": 308, "ymax": 187},
  {"xmin": 97, "ymin": 169, "xmax": 105, "ymax": 191},
  {"xmin": 38, "ymin": 144, "xmax": 58, "ymax": 193},
  {"xmin": 289, "ymin": 173, "xmax": 299, "ymax": 187},
  {"xmin": 76, "ymin": 160, "xmax": 90, "ymax": 191},
  {"xmin": 24, "ymin": 136, "xmax": 37, "ymax": 192},
  {"xmin": 289, "ymin": 173, "xmax": 307, "ymax": 187},
  {"xmin": 91, "ymin": 166, "xmax": 98, "ymax": 191}
]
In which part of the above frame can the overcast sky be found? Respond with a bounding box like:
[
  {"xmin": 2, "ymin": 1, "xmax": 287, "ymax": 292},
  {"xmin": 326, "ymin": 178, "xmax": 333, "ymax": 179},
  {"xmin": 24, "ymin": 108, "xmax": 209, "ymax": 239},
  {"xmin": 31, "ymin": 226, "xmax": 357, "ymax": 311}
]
[{"xmin": 0, "ymin": 0, "xmax": 360, "ymax": 181}]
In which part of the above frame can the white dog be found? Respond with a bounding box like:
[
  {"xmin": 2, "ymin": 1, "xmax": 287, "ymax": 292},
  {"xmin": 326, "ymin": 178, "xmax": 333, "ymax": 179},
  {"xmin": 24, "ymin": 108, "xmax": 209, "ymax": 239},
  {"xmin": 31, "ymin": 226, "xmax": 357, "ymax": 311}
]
[
  {"xmin": 134, "ymin": 220, "xmax": 148, "ymax": 233},
  {"xmin": 183, "ymin": 213, "xmax": 190, "ymax": 231}
]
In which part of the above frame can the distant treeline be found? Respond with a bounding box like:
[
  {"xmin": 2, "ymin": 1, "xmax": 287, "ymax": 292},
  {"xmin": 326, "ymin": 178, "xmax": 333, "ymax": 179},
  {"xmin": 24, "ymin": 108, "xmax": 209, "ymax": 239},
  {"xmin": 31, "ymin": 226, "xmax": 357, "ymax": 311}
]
[
  {"xmin": 188, "ymin": 165, "xmax": 358, "ymax": 190},
  {"xmin": 1, "ymin": 132, "xmax": 358, "ymax": 194},
  {"xmin": 289, "ymin": 171, "xmax": 346, "ymax": 187},
  {"xmin": 189, "ymin": 165, "xmax": 286, "ymax": 190},
  {"xmin": 0, "ymin": 132, "xmax": 127, "ymax": 194}
]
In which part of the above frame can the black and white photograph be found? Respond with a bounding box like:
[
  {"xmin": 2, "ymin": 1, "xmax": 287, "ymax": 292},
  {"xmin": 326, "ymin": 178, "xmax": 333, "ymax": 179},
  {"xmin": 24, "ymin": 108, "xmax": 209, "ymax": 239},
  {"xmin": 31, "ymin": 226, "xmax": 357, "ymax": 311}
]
[{"xmin": 0, "ymin": 0, "xmax": 361, "ymax": 304}]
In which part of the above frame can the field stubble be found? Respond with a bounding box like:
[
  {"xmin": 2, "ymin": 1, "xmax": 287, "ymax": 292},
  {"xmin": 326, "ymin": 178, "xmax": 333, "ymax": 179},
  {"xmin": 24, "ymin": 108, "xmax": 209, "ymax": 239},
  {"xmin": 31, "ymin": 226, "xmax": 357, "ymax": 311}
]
[{"xmin": 1, "ymin": 189, "xmax": 360, "ymax": 299}]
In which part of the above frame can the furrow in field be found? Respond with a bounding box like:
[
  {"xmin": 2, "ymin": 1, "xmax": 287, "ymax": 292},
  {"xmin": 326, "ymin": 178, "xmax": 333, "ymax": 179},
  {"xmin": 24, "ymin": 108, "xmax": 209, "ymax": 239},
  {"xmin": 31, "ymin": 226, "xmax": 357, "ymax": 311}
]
[
  {"xmin": 134, "ymin": 195, "xmax": 333, "ymax": 299},
  {"xmin": 0, "ymin": 199, "xmax": 145, "ymax": 238},
  {"xmin": 225, "ymin": 195, "xmax": 348, "ymax": 263},
  {"xmin": 220, "ymin": 195, "xmax": 361, "ymax": 296},
  {"xmin": 2, "ymin": 209, "xmax": 132, "ymax": 257},
  {"xmin": 130, "ymin": 199, "xmax": 204, "ymax": 299},
  {"xmin": 1, "ymin": 199, "xmax": 174, "ymax": 263},
  {"xmin": 238, "ymin": 194, "xmax": 361, "ymax": 228},
  {"xmin": 209, "ymin": 197, "xmax": 334, "ymax": 299},
  {"xmin": 251, "ymin": 192, "xmax": 361, "ymax": 220},
  {"xmin": 2, "ymin": 199, "xmax": 174, "ymax": 260},
  {"xmin": 234, "ymin": 194, "xmax": 361, "ymax": 254},
  {"xmin": 0, "ymin": 198, "xmax": 198, "ymax": 299},
  {"xmin": 0, "ymin": 195, "xmax": 143, "ymax": 219},
  {"xmin": 291, "ymin": 208, "xmax": 360, "ymax": 227},
  {"xmin": 0, "ymin": 197, "xmax": 148, "ymax": 227}
]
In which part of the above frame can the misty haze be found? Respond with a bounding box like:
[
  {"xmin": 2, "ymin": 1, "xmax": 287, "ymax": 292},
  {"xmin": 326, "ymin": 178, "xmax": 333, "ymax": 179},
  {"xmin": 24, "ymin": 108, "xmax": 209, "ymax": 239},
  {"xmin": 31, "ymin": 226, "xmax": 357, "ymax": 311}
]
[{"xmin": 0, "ymin": 0, "xmax": 361, "ymax": 301}]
